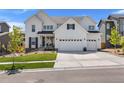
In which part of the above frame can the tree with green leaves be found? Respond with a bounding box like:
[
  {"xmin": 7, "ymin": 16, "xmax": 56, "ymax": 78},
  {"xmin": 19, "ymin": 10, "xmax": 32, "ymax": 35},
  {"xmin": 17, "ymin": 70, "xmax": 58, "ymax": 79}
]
[
  {"xmin": 2, "ymin": 44, "xmax": 6, "ymax": 51},
  {"xmin": 109, "ymin": 27, "xmax": 120, "ymax": 53},
  {"xmin": 8, "ymin": 25, "xmax": 24, "ymax": 70},
  {"xmin": 120, "ymin": 36, "xmax": 124, "ymax": 54},
  {"xmin": 1, "ymin": 44, "xmax": 6, "ymax": 55}
]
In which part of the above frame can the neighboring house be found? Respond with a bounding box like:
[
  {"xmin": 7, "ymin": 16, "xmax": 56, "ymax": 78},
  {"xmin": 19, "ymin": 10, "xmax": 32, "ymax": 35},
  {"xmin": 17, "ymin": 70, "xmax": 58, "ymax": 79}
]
[
  {"xmin": 98, "ymin": 14, "xmax": 124, "ymax": 48},
  {"xmin": 25, "ymin": 10, "xmax": 101, "ymax": 52},
  {"xmin": 0, "ymin": 22, "xmax": 10, "ymax": 53}
]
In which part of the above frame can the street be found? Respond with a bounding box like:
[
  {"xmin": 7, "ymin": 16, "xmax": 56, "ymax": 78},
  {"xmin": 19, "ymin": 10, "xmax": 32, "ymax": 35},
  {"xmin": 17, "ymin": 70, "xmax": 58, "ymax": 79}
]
[{"xmin": 0, "ymin": 67, "xmax": 124, "ymax": 83}]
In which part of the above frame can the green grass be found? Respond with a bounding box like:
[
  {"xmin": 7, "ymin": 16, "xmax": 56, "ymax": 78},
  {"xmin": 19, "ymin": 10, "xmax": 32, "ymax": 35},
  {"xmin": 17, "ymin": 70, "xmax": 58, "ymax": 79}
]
[
  {"xmin": 0, "ymin": 53, "xmax": 57, "ymax": 62},
  {"xmin": 0, "ymin": 62, "xmax": 55, "ymax": 70}
]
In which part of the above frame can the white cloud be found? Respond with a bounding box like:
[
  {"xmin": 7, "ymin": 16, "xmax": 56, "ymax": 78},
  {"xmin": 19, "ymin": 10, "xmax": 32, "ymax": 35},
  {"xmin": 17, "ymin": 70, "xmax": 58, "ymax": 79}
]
[
  {"xmin": 8, "ymin": 22, "xmax": 25, "ymax": 32},
  {"xmin": 12, "ymin": 9, "xmax": 30, "ymax": 15},
  {"xmin": 0, "ymin": 9, "xmax": 31, "ymax": 15},
  {"xmin": 0, "ymin": 16, "xmax": 11, "ymax": 21},
  {"xmin": 113, "ymin": 10, "xmax": 124, "ymax": 14}
]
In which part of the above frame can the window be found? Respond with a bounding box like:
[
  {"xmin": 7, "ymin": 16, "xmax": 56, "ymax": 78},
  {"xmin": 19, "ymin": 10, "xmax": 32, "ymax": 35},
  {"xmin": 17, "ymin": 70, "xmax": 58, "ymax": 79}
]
[
  {"xmin": 106, "ymin": 23, "xmax": 110, "ymax": 29},
  {"xmin": 32, "ymin": 25, "xmax": 35, "ymax": 32},
  {"xmin": 50, "ymin": 25, "xmax": 53, "ymax": 29},
  {"xmin": 0, "ymin": 25, "xmax": 1, "ymax": 32},
  {"xmin": 47, "ymin": 26, "xmax": 50, "ymax": 29},
  {"xmin": 57, "ymin": 24, "xmax": 62, "ymax": 28},
  {"xmin": 67, "ymin": 24, "xmax": 75, "ymax": 30},
  {"xmin": 89, "ymin": 26, "xmax": 95, "ymax": 30},
  {"xmin": 43, "ymin": 25, "xmax": 53, "ymax": 30},
  {"xmin": 31, "ymin": 38, "xmax": 36, "ymax": 45},
  {"xmin": 43, "ymin": 25, "xmax": 47, "ymax": 30}
]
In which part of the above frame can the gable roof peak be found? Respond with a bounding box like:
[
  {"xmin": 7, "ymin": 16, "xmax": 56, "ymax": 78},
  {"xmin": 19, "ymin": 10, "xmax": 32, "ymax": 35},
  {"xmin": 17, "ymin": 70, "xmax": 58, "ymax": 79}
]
[{"xmin": 36, "ymin": 10, "xmax": 48, "ymax": 16}]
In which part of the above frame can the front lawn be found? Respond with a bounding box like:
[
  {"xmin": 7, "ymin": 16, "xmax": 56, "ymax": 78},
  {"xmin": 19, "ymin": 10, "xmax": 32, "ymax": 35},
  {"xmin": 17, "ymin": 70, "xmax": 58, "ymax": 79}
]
[
  {"xmin": 0, "ymin": 53, "xmax": 57, "ymax": 62},
  {"xmin": 0, "ymin": 62, "xmax": 55, "ymax": 70}
]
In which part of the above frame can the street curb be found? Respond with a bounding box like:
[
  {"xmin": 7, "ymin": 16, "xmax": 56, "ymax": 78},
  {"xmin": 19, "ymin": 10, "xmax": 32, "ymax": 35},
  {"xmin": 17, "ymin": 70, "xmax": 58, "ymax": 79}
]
[
  {"xmin": 21, "ymin": 65, "xmax": 124, "ymax": 73},
  {"xmin": 1, "ymin": 65, "xmax": 124, "ymax": 74}
]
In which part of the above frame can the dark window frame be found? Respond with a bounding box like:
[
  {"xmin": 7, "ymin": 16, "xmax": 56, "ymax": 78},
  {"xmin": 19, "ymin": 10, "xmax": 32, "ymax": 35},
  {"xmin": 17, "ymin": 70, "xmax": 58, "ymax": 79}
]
[
  {"xmin": 89, "ymin": 25, "xmax": 95, "ymax": 30},
  {"xmin": 67, "ymin": 24, "xmax": 75, "ymax": 30},
  {"xmin": 32, "ymin": 25, "xmax": 35, "ymax": 32}
]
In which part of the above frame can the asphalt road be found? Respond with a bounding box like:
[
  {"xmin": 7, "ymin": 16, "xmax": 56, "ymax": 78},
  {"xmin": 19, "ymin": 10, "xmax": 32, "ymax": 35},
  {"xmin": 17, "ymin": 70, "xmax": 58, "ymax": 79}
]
[{"xmin": 0, "ymin": 67, "xmax": 124, "ymax": 83}]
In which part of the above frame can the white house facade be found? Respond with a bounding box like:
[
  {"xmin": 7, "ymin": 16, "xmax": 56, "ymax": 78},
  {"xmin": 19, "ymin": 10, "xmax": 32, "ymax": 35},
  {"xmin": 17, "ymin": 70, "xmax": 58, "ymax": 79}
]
[{"xmin": 25, "ymin": 10, "xmax": 101, "ymax": 52}]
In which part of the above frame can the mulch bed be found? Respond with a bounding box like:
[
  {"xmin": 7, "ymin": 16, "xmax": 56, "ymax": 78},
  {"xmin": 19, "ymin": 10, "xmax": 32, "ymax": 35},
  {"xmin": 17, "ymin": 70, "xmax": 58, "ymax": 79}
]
[{"xmin": 101, "ymin": 48, "xmax": 124, "ymax": 57}]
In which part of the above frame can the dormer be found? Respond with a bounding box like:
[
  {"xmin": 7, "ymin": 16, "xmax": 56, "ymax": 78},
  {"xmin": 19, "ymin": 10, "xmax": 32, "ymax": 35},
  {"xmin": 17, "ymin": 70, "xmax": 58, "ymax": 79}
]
[{"xmin": 81, "ymin": 16, "xmax": 96, "ymax": 31}]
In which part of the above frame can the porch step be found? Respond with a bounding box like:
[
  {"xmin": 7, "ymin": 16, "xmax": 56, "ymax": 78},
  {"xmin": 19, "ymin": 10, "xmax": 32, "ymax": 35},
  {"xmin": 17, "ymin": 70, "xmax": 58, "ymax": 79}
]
[{"xmin": 38, "ymin": 47, "xmax": 45, "ymax": 51}]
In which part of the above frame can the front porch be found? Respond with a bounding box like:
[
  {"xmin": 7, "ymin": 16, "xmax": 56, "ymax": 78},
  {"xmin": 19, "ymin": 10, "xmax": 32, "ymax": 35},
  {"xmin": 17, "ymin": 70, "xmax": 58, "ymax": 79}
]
[{"xmin": 38, "ymin": 31, "xmax": 55, "ymax": 50}]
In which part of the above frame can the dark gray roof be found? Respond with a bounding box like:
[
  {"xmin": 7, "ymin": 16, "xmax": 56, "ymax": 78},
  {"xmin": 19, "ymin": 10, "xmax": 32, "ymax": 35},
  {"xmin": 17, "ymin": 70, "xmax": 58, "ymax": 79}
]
[
  {"xmin": 98, "ymin": 19, "xmax": 114, "ymax": 27},
  {"xmin": 88, "ymin": 30, "xmax": 100, "ymax": 33},
  {"xmin": 37, "ymin": 31, "xmax": 53, "ymax": 34},
  {"xmin": 0, "ymin": 21, "xmax": 10, "ymax": 28},
  {"xmin": 108, "ymin": 14, "xmax": 124, "ymax": 19}
]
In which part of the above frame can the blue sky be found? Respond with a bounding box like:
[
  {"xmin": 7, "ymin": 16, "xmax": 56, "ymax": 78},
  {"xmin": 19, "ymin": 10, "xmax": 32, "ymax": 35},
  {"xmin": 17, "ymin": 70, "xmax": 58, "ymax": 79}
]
[{"xmin": 0, "ymin": 9, "xmax": 124, "ymax": 31}]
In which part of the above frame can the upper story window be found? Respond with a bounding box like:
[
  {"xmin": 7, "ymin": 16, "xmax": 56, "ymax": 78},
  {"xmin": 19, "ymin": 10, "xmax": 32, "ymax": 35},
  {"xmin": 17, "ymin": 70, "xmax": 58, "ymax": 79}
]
[
  {"xmin": 32, "ymin": 25, "xmax": 35, "ymax": 32},
  {"xmin": 67, "ymin": 24, "xmax": 75, "ymax": 30},
  {"xmin": 106, "ymin": 23, "xmax": 110, "ymax": 29},
  {"xmin": 43, "ymin": 25, "xmax": 47, "ymax": 30},
  {"xmin": 43, "ymin": 25, "xmax": 53, "ymax": 30},
  {"xmin": 57, "ymin": 24, "xmax": 61, "ymax": 28},
  {"xmin": 89, "ymin": 25, "xmax": 95, "ymax": 30},
  {"xmin": 0, "ymin": 25, "xmax": 1, "ymax": 33}
]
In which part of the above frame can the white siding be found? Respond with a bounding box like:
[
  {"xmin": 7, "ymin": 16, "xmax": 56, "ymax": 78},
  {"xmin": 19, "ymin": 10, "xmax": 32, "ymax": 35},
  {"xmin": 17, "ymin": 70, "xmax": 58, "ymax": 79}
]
[
  {"xmin": 25, "ymin": 11, "xmax": 101, "ymax": 51},
  {"xmin": 25, "ymin": 15, "xmax": 42, "ymax": 48},
  {"xmin": 54, "ymin": 18, "xmax": 87, "ymax": 51},
  {"xmin": 99, "ymin": 23, "xmax": 106, "ymax": 43}
]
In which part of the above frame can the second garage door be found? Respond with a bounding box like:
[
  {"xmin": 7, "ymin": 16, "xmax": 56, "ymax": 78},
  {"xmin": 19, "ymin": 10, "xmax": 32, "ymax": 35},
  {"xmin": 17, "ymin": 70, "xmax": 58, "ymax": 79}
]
[
  {"xmin": 58, "ymin": 39, "xmax": 83, "ymax": 51},
  {"xmin": 87, "ymin": 39, "xmax": 97, "ymax": 50}
]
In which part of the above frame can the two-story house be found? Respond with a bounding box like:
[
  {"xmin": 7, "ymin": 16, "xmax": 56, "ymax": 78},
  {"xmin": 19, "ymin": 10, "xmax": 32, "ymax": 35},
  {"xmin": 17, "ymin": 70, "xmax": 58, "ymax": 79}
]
[
  {"xmin": 98, "ymin": 14, "xmax": 124, "ymax": 48},
  {"xmin": 0, "ymin": 21, "xmax": 10, "ymax": 53},
  {"xmin": 25, "ymin": 10, "xmax": 101, "ymax": 52}
]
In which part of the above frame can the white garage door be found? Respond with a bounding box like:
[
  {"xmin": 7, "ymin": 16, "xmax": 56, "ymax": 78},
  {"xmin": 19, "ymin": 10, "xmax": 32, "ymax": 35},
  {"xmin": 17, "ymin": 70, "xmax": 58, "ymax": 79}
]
[
  {"xmin": 58, "ymin": 39, "xmax": 83, "ymax": 51},
  {"xmin": 87, "ymin": 39, "xmax": 97, "ymax": 50}
]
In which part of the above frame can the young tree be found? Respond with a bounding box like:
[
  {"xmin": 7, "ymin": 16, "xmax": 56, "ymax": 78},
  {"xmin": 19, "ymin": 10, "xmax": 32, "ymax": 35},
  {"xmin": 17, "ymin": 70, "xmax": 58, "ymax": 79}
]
[
  {"xmin": 120, "ymin": 36, "xmax": 124, "ymax": 54},
  {"xmin": 109, "ymin": 27, "xmax": 120, "ymax": 53},
  {"xmin": 1, "ymin": 44, "xmax": 6, "ymax": 55},
  {"xmin": 8, "ymin": 25, "xmax": 24, "ymax": 70}
]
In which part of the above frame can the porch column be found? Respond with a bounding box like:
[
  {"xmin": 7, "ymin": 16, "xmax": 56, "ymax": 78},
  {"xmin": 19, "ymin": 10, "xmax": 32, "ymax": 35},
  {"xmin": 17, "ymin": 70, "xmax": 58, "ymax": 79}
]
[{"xmin": 45, "ymin": 36, "xmax": 47, "ymax": 48}]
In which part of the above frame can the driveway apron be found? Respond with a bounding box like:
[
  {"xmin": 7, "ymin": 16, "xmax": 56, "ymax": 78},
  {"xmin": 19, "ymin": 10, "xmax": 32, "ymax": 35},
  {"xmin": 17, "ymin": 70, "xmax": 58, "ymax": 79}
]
[{"xmin": 54, "ymin": 51, "xmax": 123, "ymax": 68}]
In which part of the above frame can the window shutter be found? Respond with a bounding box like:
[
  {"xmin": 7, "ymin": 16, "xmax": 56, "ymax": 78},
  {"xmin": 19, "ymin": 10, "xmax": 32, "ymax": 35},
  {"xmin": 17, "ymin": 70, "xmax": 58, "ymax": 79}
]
[
  {"xmin": 36, "ymin": 37, "xmax": 38, "ymax": 48},
  {"xmin": 73, "ymin": 24, "xmax": 75, "ymax": 30},
  {"xmin": 67, "ymin": 24, "xmax": 69, "ymax": 30},
  {"xmin": 29, "ymin": 37, "xmax": 31, "ymax": 48}
]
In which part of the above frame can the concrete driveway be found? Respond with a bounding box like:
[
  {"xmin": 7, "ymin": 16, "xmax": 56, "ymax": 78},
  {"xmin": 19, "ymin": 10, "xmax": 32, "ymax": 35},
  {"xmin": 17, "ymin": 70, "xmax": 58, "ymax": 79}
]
[{"xmin": 54, "ymin": 51, "xmax": 124, "ymax": 68}]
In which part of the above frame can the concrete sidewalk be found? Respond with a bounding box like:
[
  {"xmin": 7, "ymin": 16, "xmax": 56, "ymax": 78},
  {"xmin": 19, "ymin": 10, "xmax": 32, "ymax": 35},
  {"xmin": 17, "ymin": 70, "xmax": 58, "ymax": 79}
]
[{"xmin": 0, "ymin": 60, "xmax": 55, "ymax": 65}]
